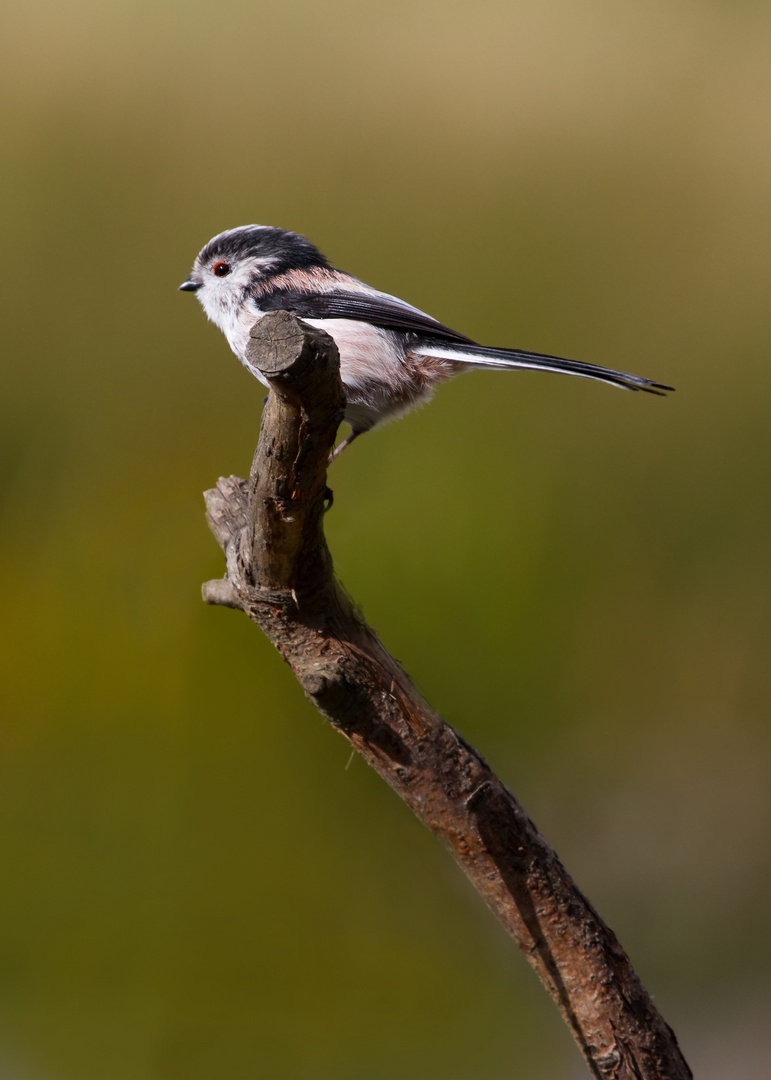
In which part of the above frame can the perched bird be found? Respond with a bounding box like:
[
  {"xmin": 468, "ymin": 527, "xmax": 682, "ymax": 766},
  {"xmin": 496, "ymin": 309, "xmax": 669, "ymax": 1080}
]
[{"xmin": 180, "ymin": 225, "xmax": 671, "ymax": 457}]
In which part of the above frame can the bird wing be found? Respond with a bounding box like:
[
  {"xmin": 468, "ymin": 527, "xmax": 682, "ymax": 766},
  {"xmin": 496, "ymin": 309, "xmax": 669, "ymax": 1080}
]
[
  {"xmin": 256, "ymin": 285, "xmax": 673, "ymax": 395},
  {"xmin": 255, "ymin": 285, "xmax": 477, "ymax": 343}
]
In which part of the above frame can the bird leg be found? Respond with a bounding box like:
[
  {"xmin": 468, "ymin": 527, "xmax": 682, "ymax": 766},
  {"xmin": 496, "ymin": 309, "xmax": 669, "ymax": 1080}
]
[{"xmin": 328, "ymin": 429, "xmax": 361, "ymax": 464}]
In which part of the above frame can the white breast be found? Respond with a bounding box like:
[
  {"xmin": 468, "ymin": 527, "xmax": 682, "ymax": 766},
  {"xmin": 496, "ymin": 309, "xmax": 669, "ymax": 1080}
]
[{"xmin": 204, "ymin": 295, "xmax": 423, "ymax": 432}]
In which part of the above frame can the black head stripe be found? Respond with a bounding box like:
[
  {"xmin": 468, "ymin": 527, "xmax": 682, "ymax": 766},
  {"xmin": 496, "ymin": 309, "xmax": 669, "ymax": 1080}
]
[{"xmin": 199, "ymin": 226, "xmax": 331, "ymax": 274}]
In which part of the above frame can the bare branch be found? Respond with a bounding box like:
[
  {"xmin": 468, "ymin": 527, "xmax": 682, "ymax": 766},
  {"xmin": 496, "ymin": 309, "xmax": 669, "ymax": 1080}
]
[{"xmin": 202, "ymin": 310, "xmax": 692, "ymax": 1080}]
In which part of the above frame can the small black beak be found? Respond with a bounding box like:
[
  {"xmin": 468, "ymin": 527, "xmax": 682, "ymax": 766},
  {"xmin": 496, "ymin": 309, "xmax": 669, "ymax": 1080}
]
[{"xmin": 178, "ymin": 280, "xmax": 201, "ymax": 292}]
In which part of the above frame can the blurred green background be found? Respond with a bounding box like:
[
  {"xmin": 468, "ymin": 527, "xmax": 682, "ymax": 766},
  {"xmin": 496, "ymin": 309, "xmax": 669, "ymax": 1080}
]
[{"xmin": 1, "ymin": 1, "xmax": 770, "ymax": 1077}]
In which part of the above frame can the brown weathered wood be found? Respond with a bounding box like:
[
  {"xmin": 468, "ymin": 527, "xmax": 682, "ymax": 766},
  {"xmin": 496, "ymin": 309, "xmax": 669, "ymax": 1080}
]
[{"xmin": 201, "ymin": 309, "xmax": 692, "ymax": 1080}]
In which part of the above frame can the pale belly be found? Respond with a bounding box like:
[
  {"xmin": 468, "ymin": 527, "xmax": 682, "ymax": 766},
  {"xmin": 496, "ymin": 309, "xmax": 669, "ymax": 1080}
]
[{"xmin": 228, "ymin": 306, "xmax": 449, "ymax": 433}]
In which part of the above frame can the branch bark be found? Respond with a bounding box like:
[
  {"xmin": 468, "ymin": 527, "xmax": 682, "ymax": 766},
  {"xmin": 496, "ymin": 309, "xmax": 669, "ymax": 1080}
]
[{"xmin": 201, "ymin": 310, "xmax": 692, "ymax": 1080}]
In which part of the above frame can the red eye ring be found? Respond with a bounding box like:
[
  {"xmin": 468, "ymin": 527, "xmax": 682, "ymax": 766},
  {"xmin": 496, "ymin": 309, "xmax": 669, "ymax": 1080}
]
[{"xmin": 212, "ymin": 261, "xmax": 231, "ymax": 277}]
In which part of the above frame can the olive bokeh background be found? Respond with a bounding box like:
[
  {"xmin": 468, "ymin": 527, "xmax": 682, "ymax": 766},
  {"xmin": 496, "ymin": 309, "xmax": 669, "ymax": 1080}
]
[{"xmin": 2, "ymin": 2, "xmax": 770, "ymax": 1077}]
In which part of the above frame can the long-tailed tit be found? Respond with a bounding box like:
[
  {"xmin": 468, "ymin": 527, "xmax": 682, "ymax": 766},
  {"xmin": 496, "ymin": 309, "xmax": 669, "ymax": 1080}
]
[{"xmin": 180, "ymin": 225, "xmax": 671, "ymax": 457}]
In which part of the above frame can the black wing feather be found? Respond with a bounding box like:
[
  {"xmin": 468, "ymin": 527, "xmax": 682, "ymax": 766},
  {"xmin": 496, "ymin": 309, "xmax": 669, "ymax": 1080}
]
[
  {"xmin": 256, "ymin": 286, "xmax": 673, "ymax": 396},
  {"xmin": 256, "ymin": 287, "xmax": 476, "ymax": 344}
]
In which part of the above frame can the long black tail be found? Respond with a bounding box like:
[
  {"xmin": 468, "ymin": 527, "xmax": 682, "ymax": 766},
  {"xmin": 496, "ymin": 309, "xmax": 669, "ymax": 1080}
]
[{"xmin": 415, "ymin": 340, "xmax": 673, "ymax": 395}]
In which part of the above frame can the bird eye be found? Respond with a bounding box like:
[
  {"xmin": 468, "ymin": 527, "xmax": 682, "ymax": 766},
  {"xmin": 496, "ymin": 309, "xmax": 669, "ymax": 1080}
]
[{"xmin": 212, "ymin": 261, "xmax": 231, "ymax": 277}]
